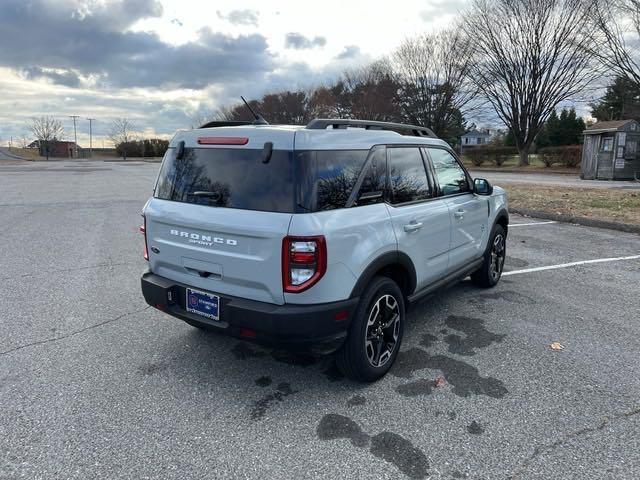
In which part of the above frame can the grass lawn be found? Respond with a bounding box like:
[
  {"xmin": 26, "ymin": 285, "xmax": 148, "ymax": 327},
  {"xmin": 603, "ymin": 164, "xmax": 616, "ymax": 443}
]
[{"xmin": 505, "ymin": 184, "xmax": 640, "ymax": 227}]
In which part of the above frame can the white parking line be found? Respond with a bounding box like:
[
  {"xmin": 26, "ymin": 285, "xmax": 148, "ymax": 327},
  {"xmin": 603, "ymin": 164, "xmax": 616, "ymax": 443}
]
[
  {"xmin": 510, "ymin": 221, "xmax": 557, "ymax": 227},
  {"xmin": 503, "ymin": 254, "xmax": 640, "ymax": 276}
]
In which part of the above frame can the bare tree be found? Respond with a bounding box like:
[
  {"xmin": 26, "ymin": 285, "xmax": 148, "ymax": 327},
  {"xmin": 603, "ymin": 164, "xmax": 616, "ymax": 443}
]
[
  {"xmin": 342, "ymin": 61, "xmax": 403, "ymax": 122},
  {"xmin": 464, "ymin": 0, "xmax": 595, "ymax": 165},
  {"xmin": 29, "ymin": 116, "xmax": 64, "ymax": 160},
  {"xmin": 18, "ymin": 135, "xmax": 29, "ymax": 149},
  {"xmin": 108, "ymin": 118, "xmax": 137, "ymax": 160},
  {"xmin": 591, "ymin": 0, "xmax": 640, "ymax": 86},
  {"xmin": 392, "ymin": 29, "xmax": 478, "ymax": 141}
]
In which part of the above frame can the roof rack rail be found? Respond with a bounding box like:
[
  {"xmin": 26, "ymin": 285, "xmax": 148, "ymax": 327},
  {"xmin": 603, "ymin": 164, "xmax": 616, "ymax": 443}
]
[
  {"xmin": 305, "ymin": 118, "xmax": 437, "ymax": 138},
  {"xmin": 199, "ymin": 120, "xmax": 254, "ymax": 129}
]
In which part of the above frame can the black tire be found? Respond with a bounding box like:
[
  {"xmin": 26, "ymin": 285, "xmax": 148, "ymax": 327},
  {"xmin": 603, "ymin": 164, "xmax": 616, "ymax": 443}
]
[
  {"xmin": 335, "ymin": 276, "xmax": 405, "ymax": 382},
  {"xmin": 471, "ymin": 224, "xmax": 507, "ymax": 288}
]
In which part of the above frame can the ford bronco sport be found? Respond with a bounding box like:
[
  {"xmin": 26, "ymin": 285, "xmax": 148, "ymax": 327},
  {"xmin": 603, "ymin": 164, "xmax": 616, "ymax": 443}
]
[{"xmin": 140, "ymin": 118, "xmax": 508, "ymax": 382}]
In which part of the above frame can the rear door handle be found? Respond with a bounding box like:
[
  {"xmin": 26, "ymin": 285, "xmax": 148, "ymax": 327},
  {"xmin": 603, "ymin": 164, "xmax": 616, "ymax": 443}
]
[
  {"xmin": 403, "ymin": 222, "xmax": 423, "ymax": 232},
  {"xmin": 454, "ymin": 209, "xmax": 465, "ymax": 219}
]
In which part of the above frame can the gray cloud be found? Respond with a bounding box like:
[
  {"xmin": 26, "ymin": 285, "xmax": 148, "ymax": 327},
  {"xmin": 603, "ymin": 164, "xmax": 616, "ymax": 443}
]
[
  {"xmin": 284, "ymin": 33, "xmax": 327, "ymax": 50},
  {"xmin": 0, "ymin": 0, "xmax": 275, "ymax": 89},
  {"xmin": 22, "ymin": 67, "xmax": 82, "ymax": 88},
  {"xmin": 216, "ymin": 9, "xmax": 259, "ymax": 26},
  {"xmin": 335, "ymin": 45, "xmax": 361, "ymax": 60}
]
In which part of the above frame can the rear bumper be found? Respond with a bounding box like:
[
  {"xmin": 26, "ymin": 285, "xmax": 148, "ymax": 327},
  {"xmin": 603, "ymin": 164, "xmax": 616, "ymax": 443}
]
[{"xmin": 140, "ymin": 270, "xmax": 358, "ymax": 354}]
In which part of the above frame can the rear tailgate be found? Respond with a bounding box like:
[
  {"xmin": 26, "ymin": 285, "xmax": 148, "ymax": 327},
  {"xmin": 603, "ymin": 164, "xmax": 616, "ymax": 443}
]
[
  {"xmin": 144, "ymin": 126, "xmax": 297, "ymax": 305},
  {"xmin": 145, "ymin": 200, "xmax": 290, "ymax": 304}
]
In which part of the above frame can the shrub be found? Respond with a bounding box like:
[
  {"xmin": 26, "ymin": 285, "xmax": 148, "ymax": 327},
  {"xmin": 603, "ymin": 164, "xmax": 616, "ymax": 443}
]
[
  {"xmin": 466, "ymin": 149, "xmax": 486, "ymax": 166},
  {"xmin": 464, "ymin": 146, "xmax": 517, "ymax": 167},
  {"xmin": 538, "ymin": 145, "xmax": 582, "ymax": 168},
  {"xmin": 115, "ymin": 138, "xmax": 169, "ymax": 158}
]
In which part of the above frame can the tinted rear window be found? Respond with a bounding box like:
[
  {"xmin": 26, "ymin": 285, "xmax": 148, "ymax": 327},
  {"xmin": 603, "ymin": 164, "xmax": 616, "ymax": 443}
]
[
  {"xmin": 154, "ymin": 148, "xmax": 295, "ymax": 213},
  {"xmin": 154, "ymin": 147, "xmax": 369, "ymax": 213},
  {"xmin": 296, "ymin": 150, "xmax": 369, "ymax": 211}
]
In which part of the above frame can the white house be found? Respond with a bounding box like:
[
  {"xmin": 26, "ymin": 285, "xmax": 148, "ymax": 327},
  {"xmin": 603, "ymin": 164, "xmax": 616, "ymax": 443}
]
[{"xmin": 460, "ymin": 129, "xmax": 491, "ymax": 152}]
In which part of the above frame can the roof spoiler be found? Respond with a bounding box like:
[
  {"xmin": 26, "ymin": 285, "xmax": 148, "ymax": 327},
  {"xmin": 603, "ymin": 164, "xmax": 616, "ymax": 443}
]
[{"xmin": 306, "ymin": 118, "xmax": 437, "ymax": 138}]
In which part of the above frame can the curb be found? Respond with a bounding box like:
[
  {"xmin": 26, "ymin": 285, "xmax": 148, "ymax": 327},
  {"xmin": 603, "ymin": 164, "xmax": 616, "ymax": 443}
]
[{"xmin": 509, "ymin": 208, "xmax": 640, "ymax": 234}]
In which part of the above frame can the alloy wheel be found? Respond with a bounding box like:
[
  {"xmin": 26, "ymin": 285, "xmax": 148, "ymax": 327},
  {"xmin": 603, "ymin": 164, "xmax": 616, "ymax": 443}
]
[{"xmin": 364, "ymin": 294, "xmax": 401, "ymax": 368}]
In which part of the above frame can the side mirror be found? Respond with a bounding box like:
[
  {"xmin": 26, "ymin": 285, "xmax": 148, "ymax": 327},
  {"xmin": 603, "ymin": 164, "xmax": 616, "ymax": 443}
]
[{"xmin": 474, "ymin": 178, "xmax": 493, "ymax": 196}]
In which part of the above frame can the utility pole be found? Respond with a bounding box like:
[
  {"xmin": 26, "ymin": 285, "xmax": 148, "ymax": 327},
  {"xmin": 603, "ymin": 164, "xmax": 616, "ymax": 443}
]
[
  {"xmin": 86, "ymin": 118, "xmax": 95, "ymax": 158},
  {"xmin": 69, "ymin": 115, "xmax": 79, "ymax": 158}
]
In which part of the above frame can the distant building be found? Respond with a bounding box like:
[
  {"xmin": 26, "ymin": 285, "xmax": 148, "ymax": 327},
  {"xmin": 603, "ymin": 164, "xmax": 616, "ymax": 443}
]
[
  {"xmin": 460, "ymin": 129, "xmax": 491, "ymax": 153},
  {"xmin": 39, "ymin": 140, "xmax": 82, "ymax": 158}
]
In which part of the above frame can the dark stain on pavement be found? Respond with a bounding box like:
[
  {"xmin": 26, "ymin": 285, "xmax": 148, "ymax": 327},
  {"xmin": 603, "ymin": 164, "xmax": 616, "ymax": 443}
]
[
  {"xmin": 392, "ymin": 348, "xmax": 508, "ymax": 398},
  {"xmin": 467, "ymin": 420, "xmax": 485, "ymax": 435},
  {"xmin": 347, "ymin": 395, "xmax": 366, "ymax": 407},
  {"xmin": 444, "ymin": 315, "xmax": 505, "ymax": 356},
  {"xmin": 370, "ymin": 431, "xmax": 430, "ymax": 479},
  {"xmin": 395, "ymin": 378, "xmax": 434, "ymax": 397},
  {"xmin": 448, "ymin": 410, "xmax": 457, "ymax": 420},
  {"xmin": 317, "ymin": 413, "xmax": 370, "ymax": 447},
  {"xmin": 317, "ymin": 414, "xmax": 429, "ymax": 479},
  {"xmin": 138, "ymin": 362, "xmax": 168, "ymax": 376},
  {"xmin": 255, "ymin": 376, "xmax": 272, "ymax": 387},
  {"xmin": 420, "ymin": 333, "xmax": 438, "ymax": 349},
  {"xmin": 251, "ymin": 382, "xmax": 298, "ymax": 420},
  {"xmin": 231, "ymin": 343, "xmax": 267, "ymax": 360}
]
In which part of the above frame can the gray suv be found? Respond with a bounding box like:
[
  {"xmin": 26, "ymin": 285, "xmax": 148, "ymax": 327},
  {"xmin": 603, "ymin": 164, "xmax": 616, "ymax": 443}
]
[{"xmin": 140, "ymin": 118, "xmax": 509, "ymax": 381}]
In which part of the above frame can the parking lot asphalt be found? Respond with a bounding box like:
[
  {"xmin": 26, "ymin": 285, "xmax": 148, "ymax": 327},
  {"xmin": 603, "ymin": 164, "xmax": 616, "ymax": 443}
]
[{"xmin": 1, "ymin": 160, "xmax": 639, "ymax": 480}]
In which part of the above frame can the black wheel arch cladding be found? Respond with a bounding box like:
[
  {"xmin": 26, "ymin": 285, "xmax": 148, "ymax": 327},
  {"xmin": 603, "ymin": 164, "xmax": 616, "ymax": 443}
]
[{"xmin": 349, "ymin": 251, "xmax": 417, "ymax": 299}]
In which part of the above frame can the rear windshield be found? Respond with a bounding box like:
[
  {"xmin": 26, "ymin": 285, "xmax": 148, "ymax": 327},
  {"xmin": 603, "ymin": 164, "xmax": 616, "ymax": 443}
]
[
  {"xmin": 154, "ymin": 148, "xmax": 295, "ymax": 213},
  {"xmin": 155, "ymin": 147, "xmax": 370, "ymax": 213}
]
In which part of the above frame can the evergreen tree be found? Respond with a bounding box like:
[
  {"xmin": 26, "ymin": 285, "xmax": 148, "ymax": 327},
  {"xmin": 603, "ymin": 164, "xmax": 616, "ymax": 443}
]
[
  {"xmin": 564, "ymin": 108, "xmax": 585, "ymax": 145},
  {"xmin": 536, "ymin": 108, "xmax": 585, "ymax": 147},
  {"xmin": 546, "ymin": 110, "xmax": 562, "ymax": 146},
  {"xmin": 590, "ymin": 77, "xmax": 640, "ymax": 121}
]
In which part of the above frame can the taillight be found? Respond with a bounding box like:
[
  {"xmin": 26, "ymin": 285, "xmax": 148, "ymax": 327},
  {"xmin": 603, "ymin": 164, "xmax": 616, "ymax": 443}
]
[
  {"xmin": 282, "ymin": 236, "xmax": 327, "ymax": 293},
  {"xmin": 140, "ymin": 216, "xmax": 149, "ymax": 261}
]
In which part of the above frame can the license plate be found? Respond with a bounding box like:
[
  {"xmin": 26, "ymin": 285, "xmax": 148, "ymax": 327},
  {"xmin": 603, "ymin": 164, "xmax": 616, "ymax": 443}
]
[{"xmin": 186, "ymin": 288, "xmax": 220, "ymax": 321}]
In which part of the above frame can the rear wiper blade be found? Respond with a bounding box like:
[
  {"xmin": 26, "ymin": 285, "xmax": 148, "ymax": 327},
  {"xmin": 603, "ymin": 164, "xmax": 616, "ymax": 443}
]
[
  {"xmin": 192, "ymin": 191, "xmax": 218, "ymax": 197},
  {"xmin": 190, "ymin": 191, "xmax": 223, "ymax": 201}
]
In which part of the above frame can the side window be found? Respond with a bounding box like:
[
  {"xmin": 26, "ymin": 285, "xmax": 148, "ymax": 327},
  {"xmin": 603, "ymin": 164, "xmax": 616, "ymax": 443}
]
[
  {"xmin": 296, "ymin": 150, "xmax": 369, "ymax": 211},
  {"xmin": 387, "ymin": 147, "xmax": 432, "ymax": 204},
  {"xmin": 355, "ymin": 147, "xmax": 386, "ymax": 206},
  {"xmin": 428, "ymin": 148, "xmax": 470, "ymax": 196}
]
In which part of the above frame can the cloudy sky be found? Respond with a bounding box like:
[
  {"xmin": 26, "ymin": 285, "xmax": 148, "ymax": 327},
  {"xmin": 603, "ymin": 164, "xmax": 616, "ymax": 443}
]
[{"xmin": 0, "ymin": 0, "xmax": 466, "ymax": 147}]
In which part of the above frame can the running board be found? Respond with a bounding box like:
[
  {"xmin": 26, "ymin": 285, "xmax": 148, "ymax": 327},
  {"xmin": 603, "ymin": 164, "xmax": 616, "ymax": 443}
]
[{"xmin": 407, "ymin": 258, "xmax": 484, "ymax": 304}]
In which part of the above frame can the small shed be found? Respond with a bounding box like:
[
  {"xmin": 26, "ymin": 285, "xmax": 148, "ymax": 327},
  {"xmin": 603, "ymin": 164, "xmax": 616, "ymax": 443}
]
[
  {"xmin": 460, "ymin": 129, "xmax": 491, "ymax": 153},
  {"xmin": 581, "ymin": 119, "xmax": 640, "ymax": 180}
]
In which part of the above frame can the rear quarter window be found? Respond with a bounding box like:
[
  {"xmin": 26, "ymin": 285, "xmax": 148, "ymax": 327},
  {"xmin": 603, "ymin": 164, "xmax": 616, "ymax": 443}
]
[{"xmin": 296, "ymin": 150, "xmax": 369, "ymax": 211}]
